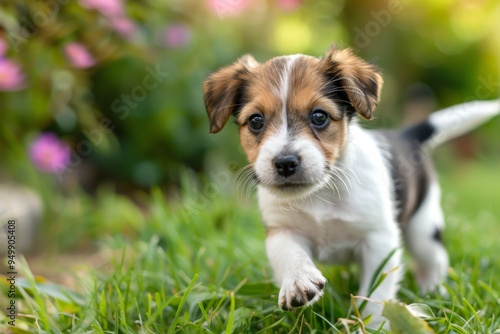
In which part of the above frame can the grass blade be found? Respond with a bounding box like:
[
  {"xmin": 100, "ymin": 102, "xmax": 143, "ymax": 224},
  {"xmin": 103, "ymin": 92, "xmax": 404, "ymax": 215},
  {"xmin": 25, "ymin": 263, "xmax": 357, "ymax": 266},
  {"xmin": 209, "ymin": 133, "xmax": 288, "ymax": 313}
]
[
  {"xmin": 167, "ymin": 273, "xmax": 199, "ymax": 334},
  {"xmin": 225, "ymin": 291, "xmax": 236, "ymax": 334}
]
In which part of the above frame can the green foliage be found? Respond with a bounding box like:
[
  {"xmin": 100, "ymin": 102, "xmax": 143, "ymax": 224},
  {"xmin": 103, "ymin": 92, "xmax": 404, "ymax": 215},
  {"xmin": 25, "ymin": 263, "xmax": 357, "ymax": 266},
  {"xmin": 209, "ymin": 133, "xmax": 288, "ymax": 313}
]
[
  {"xmin": 1, "ymin": 163, "xmax": 500, "ymax": 332},
  {"xmin": 382, "ymin": 301, "xmax": 434, "ymax": 333}
]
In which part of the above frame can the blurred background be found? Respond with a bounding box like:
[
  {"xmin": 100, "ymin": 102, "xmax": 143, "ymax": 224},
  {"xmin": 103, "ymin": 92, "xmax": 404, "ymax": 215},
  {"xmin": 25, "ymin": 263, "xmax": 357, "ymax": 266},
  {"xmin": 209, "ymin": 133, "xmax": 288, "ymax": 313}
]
[{"xmin": 0, "ymin": 0, "xmax": 499, "ymax": 257}]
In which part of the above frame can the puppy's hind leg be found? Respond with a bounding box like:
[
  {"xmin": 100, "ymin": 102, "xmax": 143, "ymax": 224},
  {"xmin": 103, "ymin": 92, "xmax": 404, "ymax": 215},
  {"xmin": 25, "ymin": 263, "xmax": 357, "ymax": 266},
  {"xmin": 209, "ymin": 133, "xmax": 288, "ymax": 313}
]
[{"xmin": 405, "ymin": 182, "xmax": 449, "ymax": 294}]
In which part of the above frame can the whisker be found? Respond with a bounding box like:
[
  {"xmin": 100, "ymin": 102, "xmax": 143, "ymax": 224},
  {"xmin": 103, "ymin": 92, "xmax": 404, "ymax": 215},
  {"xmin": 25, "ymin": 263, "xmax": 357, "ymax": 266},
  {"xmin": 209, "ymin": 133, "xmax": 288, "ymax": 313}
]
[
  {"xmin": 336, "ymin": 162, "xmax": 361, "ymax": 184},
  {"xmin": 326, "ymin": 177, "xmax": 341, "ymax": 199},
  {"xmin": 331, "ymin": 170, "xmax": 351, "ymax": 199},
  {"xmin": 279, "ymin": 202, "xmax": 292, "ymax": 212},
  {"xmin": 244, "ymin": 178, "xmax": 258, "ymax": 205},
  {"xmin": 313, "ymin": 192, "xmax": 335, "ymax": 205},
  {"xmin": 233, "ymin": 165, "xmax": 257, "ymax": 205},
  {"xmin": 286, "ymin": 199, "xmax": 298, "ymax": 212},
  {"xmin": 333, "ymin": 167, "xmax": 352, "ymax": 190},
  {"xmin": 308, "ymin": 192, "xmax": 314, "ymax": 207}
]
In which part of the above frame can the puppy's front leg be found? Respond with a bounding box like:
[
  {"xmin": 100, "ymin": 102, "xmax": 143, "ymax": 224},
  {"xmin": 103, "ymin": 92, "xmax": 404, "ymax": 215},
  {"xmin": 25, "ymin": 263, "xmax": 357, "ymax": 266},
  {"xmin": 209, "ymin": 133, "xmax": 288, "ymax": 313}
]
[{"xmin": 266, "ymin": 228, "xmax": 327, "ymax": 310}]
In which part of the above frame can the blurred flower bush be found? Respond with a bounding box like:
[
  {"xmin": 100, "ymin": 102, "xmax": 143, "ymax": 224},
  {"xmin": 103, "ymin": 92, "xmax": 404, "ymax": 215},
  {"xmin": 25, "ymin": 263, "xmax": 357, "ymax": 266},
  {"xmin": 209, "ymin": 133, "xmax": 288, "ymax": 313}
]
[
  {"xmin": 29, "ymin": 133, "xmax": 70, "ymax": 173},
  {"xmin": 0, "ymin": 0, "xmax": 498, "ymax": 191}
]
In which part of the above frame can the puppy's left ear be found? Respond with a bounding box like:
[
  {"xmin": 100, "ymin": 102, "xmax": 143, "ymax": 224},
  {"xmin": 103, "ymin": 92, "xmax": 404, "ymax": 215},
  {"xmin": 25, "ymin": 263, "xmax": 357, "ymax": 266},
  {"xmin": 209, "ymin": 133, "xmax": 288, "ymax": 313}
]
[
  {"xmin": 321, "ymin": 47, "xmax": 383, "ymax": 120},
  {"xmin": 203, "ymin": 55, "xmax": 259, "ymax": 133}
]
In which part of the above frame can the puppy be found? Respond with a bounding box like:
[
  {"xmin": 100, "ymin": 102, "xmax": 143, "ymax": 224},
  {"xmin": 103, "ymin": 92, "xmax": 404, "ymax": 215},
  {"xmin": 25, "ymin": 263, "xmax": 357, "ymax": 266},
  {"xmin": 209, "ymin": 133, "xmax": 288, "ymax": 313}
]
[{"xmin": 203, "ymin": 45, "xmax": 500, "ymax": 326}]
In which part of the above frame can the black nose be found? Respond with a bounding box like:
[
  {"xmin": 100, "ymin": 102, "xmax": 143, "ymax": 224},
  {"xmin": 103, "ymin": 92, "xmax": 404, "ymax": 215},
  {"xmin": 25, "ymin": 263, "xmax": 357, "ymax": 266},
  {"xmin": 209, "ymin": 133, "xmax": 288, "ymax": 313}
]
[{"xmin": 274, "ymin": 155, "xmax": 300, "ymax": 177}]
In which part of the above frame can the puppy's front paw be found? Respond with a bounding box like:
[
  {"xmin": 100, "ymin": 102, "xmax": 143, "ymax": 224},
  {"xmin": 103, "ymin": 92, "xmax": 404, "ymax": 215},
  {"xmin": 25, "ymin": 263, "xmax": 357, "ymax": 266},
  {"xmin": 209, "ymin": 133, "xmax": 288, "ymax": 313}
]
[{"xmin": 279, "ymin": 266, "xmax": 327, "ymax": 310}]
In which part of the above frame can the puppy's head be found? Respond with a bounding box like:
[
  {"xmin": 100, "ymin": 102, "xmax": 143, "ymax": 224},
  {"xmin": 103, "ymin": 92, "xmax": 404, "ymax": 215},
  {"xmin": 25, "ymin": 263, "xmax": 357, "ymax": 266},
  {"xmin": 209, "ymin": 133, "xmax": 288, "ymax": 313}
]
[{"xmin": 203, "ymin": 46, "xmax": 383, "ymax": 199}]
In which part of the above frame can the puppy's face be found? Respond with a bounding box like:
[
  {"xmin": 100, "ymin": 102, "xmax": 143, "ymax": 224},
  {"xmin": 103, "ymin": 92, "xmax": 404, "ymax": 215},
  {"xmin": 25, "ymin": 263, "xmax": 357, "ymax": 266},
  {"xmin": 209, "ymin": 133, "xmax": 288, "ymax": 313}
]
[{"xmin": 204, "ymin": 47, "xmax": 383, "ymax": 199}]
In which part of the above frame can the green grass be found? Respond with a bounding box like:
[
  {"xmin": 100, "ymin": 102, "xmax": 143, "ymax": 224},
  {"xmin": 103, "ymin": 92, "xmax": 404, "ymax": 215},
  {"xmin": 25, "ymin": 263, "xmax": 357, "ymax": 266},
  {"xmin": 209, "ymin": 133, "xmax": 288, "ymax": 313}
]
[{"xmin": 1, "ymin": 162, "xmax": 500, "ymax": 333}]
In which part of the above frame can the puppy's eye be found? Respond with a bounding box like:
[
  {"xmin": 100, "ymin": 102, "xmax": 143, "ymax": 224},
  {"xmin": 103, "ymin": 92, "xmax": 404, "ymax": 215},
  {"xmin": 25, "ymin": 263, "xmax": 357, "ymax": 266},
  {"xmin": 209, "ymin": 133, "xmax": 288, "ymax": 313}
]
[
  {"xmin": 248, "ymin": 114, "xmax": 264, "ymax": 132},
  {"xmin": 311, "ymin": 110, "xmax": 330, "ymax": 129}
]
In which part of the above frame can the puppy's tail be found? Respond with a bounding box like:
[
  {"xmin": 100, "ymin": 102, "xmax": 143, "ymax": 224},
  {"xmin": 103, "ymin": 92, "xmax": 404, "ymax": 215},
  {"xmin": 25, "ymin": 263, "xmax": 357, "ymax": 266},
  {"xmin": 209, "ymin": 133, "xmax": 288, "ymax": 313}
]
[{"xmin": 402, "ymin": 99, "xmax": 500, "ymax": 150}]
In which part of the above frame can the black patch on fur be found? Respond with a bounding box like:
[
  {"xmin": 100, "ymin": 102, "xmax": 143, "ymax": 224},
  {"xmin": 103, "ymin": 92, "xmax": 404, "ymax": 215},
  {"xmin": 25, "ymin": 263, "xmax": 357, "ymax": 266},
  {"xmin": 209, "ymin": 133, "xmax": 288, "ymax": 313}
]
[
  {"xmin": 383, "ymin": 120, "xmax": 437, "ymax": 226},
  {"xmin": 373, "ymin": 130, "xmax": 435, "ymax": 227},
  {"xmin": 433, "ymin": 228, "xmax": 443, "ymax": 243},
  {"xmin": 401, "ymin": 120, "xmax": 436, "ymax": 144}
]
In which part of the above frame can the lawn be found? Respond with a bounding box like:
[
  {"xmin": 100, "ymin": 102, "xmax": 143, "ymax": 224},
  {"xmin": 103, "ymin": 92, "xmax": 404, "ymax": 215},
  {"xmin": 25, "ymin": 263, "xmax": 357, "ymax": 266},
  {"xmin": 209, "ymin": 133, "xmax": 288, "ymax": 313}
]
[{"xmin": 1, "ymin": 160, "xmax": 500, "ymax": 333}]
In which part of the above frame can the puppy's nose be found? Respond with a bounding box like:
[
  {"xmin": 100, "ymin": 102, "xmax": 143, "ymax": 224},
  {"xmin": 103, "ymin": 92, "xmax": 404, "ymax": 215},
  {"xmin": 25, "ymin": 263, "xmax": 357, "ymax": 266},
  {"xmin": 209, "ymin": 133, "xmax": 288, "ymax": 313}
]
[{"xmin": 274, "ymin": 155, "xmax": 299, "ymax": 177}]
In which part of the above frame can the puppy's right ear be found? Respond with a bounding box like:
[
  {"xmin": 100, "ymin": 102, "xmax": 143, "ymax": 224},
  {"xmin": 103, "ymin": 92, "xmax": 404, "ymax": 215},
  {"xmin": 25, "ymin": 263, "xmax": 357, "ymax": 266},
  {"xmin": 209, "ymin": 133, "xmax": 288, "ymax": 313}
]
[{"xmin": 203, "ymin": 55, "xmax": 258, "ymax": 133}]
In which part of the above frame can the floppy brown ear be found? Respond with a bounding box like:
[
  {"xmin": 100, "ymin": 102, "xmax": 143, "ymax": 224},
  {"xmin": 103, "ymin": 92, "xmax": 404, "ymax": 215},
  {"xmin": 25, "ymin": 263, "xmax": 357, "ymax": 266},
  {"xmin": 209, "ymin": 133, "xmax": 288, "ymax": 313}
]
[
  {"xmin": 203, "ymin": 55, "xmax": 258, "ymax": 133},
  {"xmin": 321, "ymin": 47, "xmax": 383, "ymax": 120}
]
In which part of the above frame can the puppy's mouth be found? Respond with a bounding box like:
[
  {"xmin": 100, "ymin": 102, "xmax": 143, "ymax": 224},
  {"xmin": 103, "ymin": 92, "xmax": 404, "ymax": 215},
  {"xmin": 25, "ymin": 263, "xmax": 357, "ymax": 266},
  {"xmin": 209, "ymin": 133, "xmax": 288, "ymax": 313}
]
[
  {"xmin": 259, "ymin": 178, "xmax": 322, "ymax": 198},
  {"xmin": 273, "ymin": 181, "xmax": 314, "ymax": 190}
]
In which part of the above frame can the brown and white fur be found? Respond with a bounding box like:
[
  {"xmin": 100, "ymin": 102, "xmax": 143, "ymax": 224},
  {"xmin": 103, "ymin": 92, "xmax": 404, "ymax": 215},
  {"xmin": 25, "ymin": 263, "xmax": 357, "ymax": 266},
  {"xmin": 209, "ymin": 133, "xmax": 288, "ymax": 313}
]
[{"xmin": 203, "ymin": 46, "xmax": 500, "ymax": 326}]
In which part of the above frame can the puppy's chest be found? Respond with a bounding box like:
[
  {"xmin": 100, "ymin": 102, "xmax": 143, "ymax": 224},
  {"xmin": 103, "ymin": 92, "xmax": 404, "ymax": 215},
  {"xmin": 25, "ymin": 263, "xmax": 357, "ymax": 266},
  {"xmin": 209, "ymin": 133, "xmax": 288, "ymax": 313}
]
[
  {"xmin": 262, "ymin": 201, "xmax": 371, "ymax": 264},
  {"xmin": 308, "ymin": 214, "xmax": 364, "ymax": 264}
]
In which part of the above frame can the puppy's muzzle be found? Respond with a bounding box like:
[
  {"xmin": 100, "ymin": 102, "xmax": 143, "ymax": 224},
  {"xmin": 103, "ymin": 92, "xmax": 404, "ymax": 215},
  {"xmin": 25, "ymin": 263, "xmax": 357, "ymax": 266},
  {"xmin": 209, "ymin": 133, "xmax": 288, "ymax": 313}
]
[{"xmin": 274, "ymin": 155, "xmax": 300, "ymax": 177}]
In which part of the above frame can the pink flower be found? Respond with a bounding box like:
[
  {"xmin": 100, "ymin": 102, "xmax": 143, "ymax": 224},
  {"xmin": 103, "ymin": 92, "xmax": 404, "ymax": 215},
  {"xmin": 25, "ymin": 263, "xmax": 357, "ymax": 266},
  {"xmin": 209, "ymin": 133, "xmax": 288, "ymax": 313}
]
[
  {"xmin": 0, "ymin": 58, "xmax": 26, "ymax": 91},
  {"xmin": 78, "ymin": 0, "xmax": 136, "ymax": 39},
  {"xmin": 64, "ymin": 43, "xmax": 96, "ymax": 69},
  {"xmin": 29, "ymin": 133, "xmax": 71, "ymax": 173},
  {"xmin": 205, "ymin": 0, "xmax": 254, "ymax": 18},
  {"xmin": 163, "ymin": 24, "xmax": 191, "ymax": 48},
  {"xmin": 78, "ymin": 0, "xmax": 124, "ymax": 17},
  {"xmin": 277, "ymin": 0, "xmax": 301, "ymax": 11},
  {"xmin": 0, "ymin": 38, "xmax": 7, "ymax": 56},
  {"xmin": 110, "ymin": 16, "xmax": 136, "ymax": 39}
]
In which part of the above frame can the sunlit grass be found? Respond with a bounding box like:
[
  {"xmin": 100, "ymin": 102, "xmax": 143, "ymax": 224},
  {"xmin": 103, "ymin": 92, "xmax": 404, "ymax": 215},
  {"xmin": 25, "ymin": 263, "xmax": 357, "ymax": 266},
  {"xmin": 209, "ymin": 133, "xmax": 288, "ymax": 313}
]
[{"xmin": 1, "ymin": 162, "xmax": 500, "ymax": 333}]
